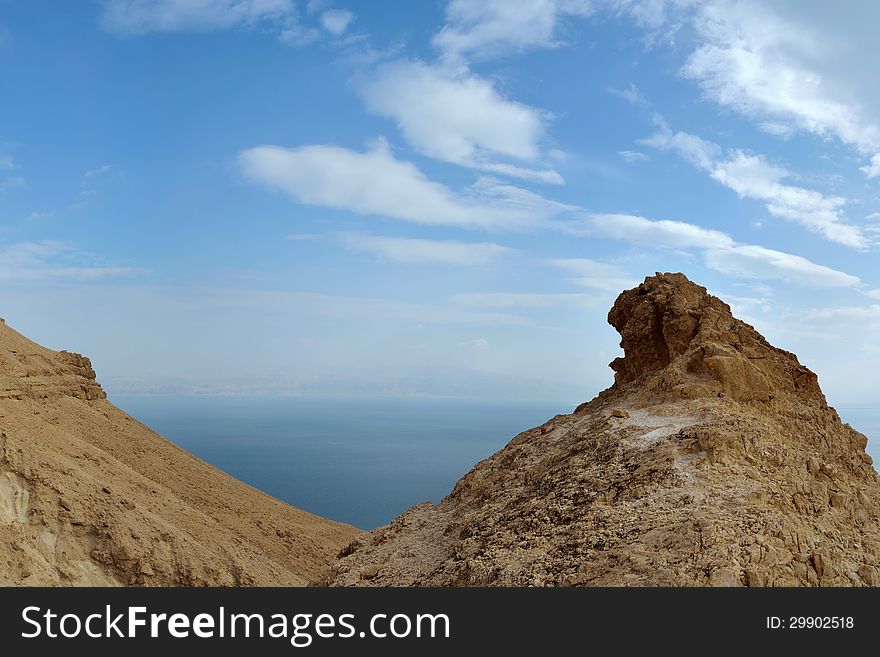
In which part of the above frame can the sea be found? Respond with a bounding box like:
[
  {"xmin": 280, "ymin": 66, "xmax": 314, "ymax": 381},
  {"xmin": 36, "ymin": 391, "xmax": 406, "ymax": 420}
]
[
  {"xmin": 112, "ymin": 395, "xmax": 569, "ymax": 530},
  {"xmin": 111, "ymin": 395, "xmax": 880, "ymax": 531}
]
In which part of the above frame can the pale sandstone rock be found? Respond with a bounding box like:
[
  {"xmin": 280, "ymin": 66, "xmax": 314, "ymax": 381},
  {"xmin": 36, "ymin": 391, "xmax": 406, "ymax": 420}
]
[
  {"xmin": 0, "ymin": 319, "xmax": 359, "ymax": 586},
  {"xmin": 331, "ymin": 273, "xmax": 880, "ymax": 587}
]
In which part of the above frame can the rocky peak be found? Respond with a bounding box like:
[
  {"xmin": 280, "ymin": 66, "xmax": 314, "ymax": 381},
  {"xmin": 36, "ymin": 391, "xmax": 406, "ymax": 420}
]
[
  {"xmin": 330, "ymin": 273, "xmax": 880, "ymax": 588},
  {"xmin": 0, "ymin": 322, "xmax": 105, "ymax": 402},
  {"xmin": 607, "ymin": 273, "xmax": 825, "ymax": 406}
]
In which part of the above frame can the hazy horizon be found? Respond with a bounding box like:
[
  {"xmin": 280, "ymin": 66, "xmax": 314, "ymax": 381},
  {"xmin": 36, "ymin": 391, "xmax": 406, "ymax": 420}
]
[{"xmin": 2, "ymin": 1, "xmax": 880, "ymax": 406}]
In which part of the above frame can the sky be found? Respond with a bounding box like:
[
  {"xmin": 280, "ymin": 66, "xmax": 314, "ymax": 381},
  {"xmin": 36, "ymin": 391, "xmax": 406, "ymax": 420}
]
[{"xmin": 1, "ymin": 0, "xmax": 879, "ymax": 405}]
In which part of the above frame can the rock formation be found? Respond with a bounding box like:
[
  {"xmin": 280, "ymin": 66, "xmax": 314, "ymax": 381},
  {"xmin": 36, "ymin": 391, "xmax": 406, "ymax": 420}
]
[
  {"xmin": 331, "ymin": 273, "xmax": 880, "ymax": 586},
  {"xmin": 0, "ymin": 320, "xmax": 358, "ymax": 585}
]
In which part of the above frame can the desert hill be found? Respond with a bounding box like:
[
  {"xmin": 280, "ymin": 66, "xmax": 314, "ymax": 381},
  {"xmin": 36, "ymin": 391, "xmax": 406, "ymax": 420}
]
[
  {"xmin": 0, "ymin": 318, "xmax": 358, "ymax": 586},
  {"xmin": 330, "ymin": 273, "xmax": 880, "ymax": 586}
]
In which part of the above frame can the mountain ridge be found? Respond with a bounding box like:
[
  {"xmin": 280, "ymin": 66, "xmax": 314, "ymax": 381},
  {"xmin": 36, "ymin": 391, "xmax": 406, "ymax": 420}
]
[{"xmin": 0, "ymin": 317, "xmax": 359, "ymax": 586}]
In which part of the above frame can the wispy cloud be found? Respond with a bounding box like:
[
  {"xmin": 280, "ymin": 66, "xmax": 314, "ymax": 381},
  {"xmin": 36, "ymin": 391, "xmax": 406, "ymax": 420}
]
[
  {"xmin": 100, "ymin": 0, "xmax": 297, "ymax": 34},
  {"xmin": 565, "ymin": 212, "xmax": 859, "ymax": 289},
  {"xmin": 681, "ymin": 1, "xmax": 880, "ymax": 159},
  {"xmin": 608, "ymin": 82, "xmax": 649, "ymax": 107},
  {"xmin": 644, "ymin": 127, "xmax": 866, "ymax": 249},
  {"xmin": 452, "ymin": 291, "xmax": 596, "ymax": 309},
  {"xmin": 432, "ymin": 0, "xmax": 592, "ymax": 61},
  {"xmin": 83, "ymin": 164, "xmax": 113, "ymax": 178},
  {"xmin": 0, "ymin": 241, "xmax": 143, "ymax": 281},
  {"xmin": 357, "ymin": 59, "xmax": 560, "ymax": 183},
  {"xmin": 319, "ymin": 9, "xmax": 353, "ymax": 35},
  {"xmin": 618, "ymin": 150, "xmax": 647, "ymax": 163},
  {"xmin": 549, "ymin": 257, "xmax": 637, "ymax": 293},
  {"xmin": 0, "ymin": 176, "xmax": 26, "ymax": 192},
  {"xmin": 340, "ymin": 233, "xmax": 514, "ymax": 265},
  {"xmin": 99, "ymin": 0, "xmax": 350, "ymax": 46},
  {"xmin": 239, "ymin": 139, "xmax": 569, "ymax": 230},
  {"xmin": 574, "ymin": 213, "xmax": 735, "ymax": 250},
  {"xmin": 806, "ymin": 304, "xmax": 880, "ymax": 321},
  {"xmin": 861, "ymin": 154, "xmax": 880, "ymax": 179},
  {"xmin": 706, "ymin": 244, "xmax": 859, "ymax": 289},
  {"xmin": 0, "ymin": 153, "xmax": 25, "ymax": 191}
]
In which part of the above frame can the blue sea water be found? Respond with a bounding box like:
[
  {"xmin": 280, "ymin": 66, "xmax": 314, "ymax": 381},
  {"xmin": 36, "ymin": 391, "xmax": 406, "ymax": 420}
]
[
  {"xmin": 111, "ymin": 395, "xmax": 569, "ymax": 530},
  {"xmin": 110, "ymin": 396, "xmax": 880, "ymax": 531}
]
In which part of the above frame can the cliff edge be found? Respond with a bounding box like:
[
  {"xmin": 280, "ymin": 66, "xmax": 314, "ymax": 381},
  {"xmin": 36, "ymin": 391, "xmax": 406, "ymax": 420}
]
[
  {"xmin": 331, "ymin": 273, "xmax": 880, "ymax": 586},
  {"xmin": 0, "ymin": 318, "xmax": 359, "ymax": 586}
]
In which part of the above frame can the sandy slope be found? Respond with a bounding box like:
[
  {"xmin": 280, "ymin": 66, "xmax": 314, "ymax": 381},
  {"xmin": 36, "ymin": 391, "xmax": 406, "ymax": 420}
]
[{"xmin": 0, "ymin": 318, "xmax": 359, "ymax": 586}]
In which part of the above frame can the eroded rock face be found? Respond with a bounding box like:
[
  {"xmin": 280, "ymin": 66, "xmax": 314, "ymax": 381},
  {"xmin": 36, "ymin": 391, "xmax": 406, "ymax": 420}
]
[
  {"xmin": 331, "ymin": 273, "xmax": 880, "ymax": 587},
  {"xmin": 607, "ymin": 272, "xmax": 823, "ymax": 405},
  {"xmin": 0, "ymin": 320, "xmax": 359, "ymax": 586}
]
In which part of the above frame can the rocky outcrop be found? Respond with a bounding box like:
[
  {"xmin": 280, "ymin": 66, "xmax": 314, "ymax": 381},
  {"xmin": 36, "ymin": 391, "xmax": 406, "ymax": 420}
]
[
  {"xmin": 604, "ymin": 273, "xmax": 824, "ymax": 405},
  {"xmin": 330, "ymin": 273, "xmax": 880, "ymax": 587},
  {"xmin": 0, "ymin": 337, "xmax": 106, "ymax": 402},
  {"xmin": 0, "ymin": 320, "xmax": 359, "ymax": 586}
]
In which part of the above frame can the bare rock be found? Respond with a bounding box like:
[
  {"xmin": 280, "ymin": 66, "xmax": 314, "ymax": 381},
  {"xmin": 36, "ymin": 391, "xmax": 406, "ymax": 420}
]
[
  {"xmin": 0, "ymin": 318, "xmax": 359, "ymax": 586},
  {"xmin": 331, "ymin": 273, "xmax": 880, "ymax": 588},
  {"xmin": 360, "ymin": 565, "xmax": 381, "ymax": 580}
]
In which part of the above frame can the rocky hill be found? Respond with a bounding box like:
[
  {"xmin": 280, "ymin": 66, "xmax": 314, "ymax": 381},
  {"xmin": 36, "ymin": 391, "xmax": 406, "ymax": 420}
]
[
  {"xmin": 330, "ymin": 273, "xmax": 880, "ymax": 586},
  {"xmin": 0, "ymin": 318, "xmax": 358, "ymax": 586}
]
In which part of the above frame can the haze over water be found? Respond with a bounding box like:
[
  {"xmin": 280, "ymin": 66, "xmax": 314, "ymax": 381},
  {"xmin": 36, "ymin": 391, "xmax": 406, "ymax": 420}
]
[
  {"xmin": 113, "ymin": 395, "xmax": 878, "ymax": 530},
  {"xmin": 114, "ymin": 395, "xmax": 568, "ymax": 529}
]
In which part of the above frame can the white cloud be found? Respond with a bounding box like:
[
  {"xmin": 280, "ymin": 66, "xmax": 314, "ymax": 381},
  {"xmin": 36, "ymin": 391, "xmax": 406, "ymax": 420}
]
[
  {"xmin": 706, "ymin": 244, "xmax": 860, "ymax": 288},
  {"xmin": 586, "ymin": 213, "xmax": 735, "ymax": 250},
  {"xmin": 714, "ymin": 151, "xmax": 864, "ymax": 249},
  {"xmin": 277, "ymin": 23, "xmax": 319, "ymax": 46},
  {"xmin": 100, "ymin": 0, "xmax": 296, "ymax": 34},
  {"xmin": 358, "ymin": 60, "xmax": 556, "ymax": 180},
  {"xmin": 645, "ymin": 128, "xmax": 866, "ymax": 249},
  {"xmin": 806, "ymin": 304, "xmax": 880, "ymax": 321},
  {"xmin": 0, "ymin": 154, "xmax": 16, "ymax": 171},
  {"xmin": 433, "ymin": 0, "xmax": 592, "ymax": 61},
  {"xmin": 608, "ymin": 2, "xmax": 880, "ymax": 176},
  {"xmin": 285, "ymin": 233, "xmax": 320, "ymax": 241},
  {"xmin": 682, "ymin": 1, "xmax": 880, "ymax": 154},
  {"xmin": 608, "ymin": 82, "xmax": 651, "ymax": 106},
  {"xmin": 319, "ymin": 8, "xmax": 353, "ymax": 35},
  {"xmin": 477, "ymin": 162, "xmax": 564, "ymax": 185},
  {"xmin": 460, "ymin": 338, "xmax": 490, "ymax": 349},
  {"xmin": 340, "ymin": 233, "xmax": 514, "ymax": 265},
  {"xmin": 550, "ymin": 258, "xmax": 637, "ymax": 292},
  {"xmin": 238, "ymin": 141, "xmax": 554, "ymax": 229},
  {"xmin": 0, "ymin": 241, "xmax": 140, "ymax": 281},
  {"xmin": 452, "ymin": 292, "xmax": 596, "ymax": 308},
  {"xmin": 865, "ymin": 289, "xmax": 880, "ymax": 300},
  {"xmin": 468, "ymin": 176, "xmax": 575, "ymax": 216},
  {"xmin": 604, "ymin": 0, "xmax": 691, "ymax": 30},
  {"xmin": 641, "ymin": 128, "xmax": 720, "ymax": 171},
  {"xmin": 861, "ymin": 154, "xmax": 880, "ymax": 179},
  {"xmin": 239, "ymin": 140, "xmax": 861, "ymax": 290},
  {"xmin": 568, "ymin": 212, "xmax": 859, "ymax": 289},
  {"xmin": 618, "ymin": 150, "xmax": 648, "ymax": 163}
]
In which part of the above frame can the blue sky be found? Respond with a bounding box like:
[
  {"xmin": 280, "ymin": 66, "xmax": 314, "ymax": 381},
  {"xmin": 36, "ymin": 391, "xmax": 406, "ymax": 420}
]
[{"xmin": 1, "ymin": 0, "xmax": 879, "ymax": 404}]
